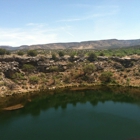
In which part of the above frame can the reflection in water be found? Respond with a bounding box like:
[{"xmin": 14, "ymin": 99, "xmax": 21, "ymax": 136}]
[
  {"xmin": 0, "ymin": 86, "xmax": 140, "ymax": 140},
  {"xmin": 0, "ymin": 86, "xmax": 140, "ymax": 120}
]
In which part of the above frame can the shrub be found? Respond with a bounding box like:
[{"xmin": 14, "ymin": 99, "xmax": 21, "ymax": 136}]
[
  {"xmin": 11, "ymin": 72, "xmax": 25, "ymax": 80},
  {"xmin": 6, "ymin": 83, "xmax": 17, "ymax": 90},
  {"xmin": 63, "ymin": 75, "xmax": 71, "ymax": 83},
  {"xmin": 29, "ymin": 76, "xmax": 39, "ymax": 84},
  {"xmin": 58, "ymin": 51, "xmax": 64, "ymax": 57},
  {"xmin": 49, "ymin": 66, "xmax": 59, "ymax": 72},
  {"xmin": 83, "ymin": 63, "xmax": 96, "ymax": 74},
  {"xmin": 87, "ymin": 53, "xmax": 97, "ymax": 62},
  {"xmin": 100, "ymin": 71, "xmax": 113, "ymax": 83},
  {"xmin": 69, "ymin": 53, "xmax": 75, "ymax": 62},
  {"xmin": 6, "ymin": 50, "xmax": 11, "ymax": 55},
  {"xmin": 0, "ymin": 48, "xmax": 6, "ymax": 55},
  {"xmin": 52, "ymin": 53, "xmax": 57, "ymax": 60},
  {"xmin": 67, "ymin": 62, "xmax": 74, "ymax": 68},
  {"xmin": 0, "ymin": 48, "xmax": 10, "ymax": 55},
  {"xmin": 22, "ymin": 64, "xmax": 35, "ymax": 72},
  {"xmin": 17, "ymin": 51, "xmax": 24, "ymax": 56},
  {"xmin": 126, "ymin": 78, "xmax": 130, "ymax": 86},
  {"xmin": 27, "ymin": 50, "xmax": 37, "ymax": 56},
  {"xmin": 99, "ymin": 52, "xmax": 105, "ymax": 56}
]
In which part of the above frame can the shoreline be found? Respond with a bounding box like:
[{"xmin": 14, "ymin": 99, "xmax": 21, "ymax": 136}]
[
  {"xmin": 1, "ymin": 82, "xmax": 140, "ymax": 98},
  {"xmin": 0, "ymin": 83, "xmax": 140, "ymax": 111},
  {"xmin": 1, "ymin": 54, "xmax": 140, "ymax": 101}
]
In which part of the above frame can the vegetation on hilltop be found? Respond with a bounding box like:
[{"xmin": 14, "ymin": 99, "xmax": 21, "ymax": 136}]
[
  {"xmin": 9, "ymin": 45, "xmax": 140, "ymax": 57},
  {"xmin": 0, "ymin": 48, "xmax": 11, "ymax": 55}
]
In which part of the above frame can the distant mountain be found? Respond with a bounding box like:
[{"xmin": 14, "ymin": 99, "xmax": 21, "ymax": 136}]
[
  {"xmin": 1, "ymin": 39, "xmax": 140, "ymax": 50},
  {"xmin": 0, "ymin": 46, "xmax": 17, "ymax": 50}
]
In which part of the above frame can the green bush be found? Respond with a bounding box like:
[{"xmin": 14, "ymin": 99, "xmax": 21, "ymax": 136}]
[
  {"xmin": 63, "ymin": 75, "xmax": 71, "ymax": 83},
  {"xmin": 67, "ymin": 62, "xmax": 75, "ymax": 68},
  {"xmin": 29, "ymin": 76, "xmax": 39, "ymax": 84},
  {"xmin": 58, "ymin": 51, "xmax": 65, "ymax": 57},
  {"xmin": 6, "ymin": 50, "xmax": 11, "ymax": 55},
  {"xmin": 87, "ymin": 53, "xmax": 97, "ymax": 62},
  {"xmin": 22, "ymin": 64, "xmax": 35, "ymax": 72},
  {"xmin": 52, "ymin": 53, "xmax": 57, "ymax": 60},
  {"xmin": 69, "ymin": 53, "xmax": 75, "ymax": 62},
  {"xmin": 100, "ymin": 71, "xmax": 113, "ymax": 83},
  {"xmin": 12, "ymin": 72, "xmax": 25, "ymax": 80},
  {"xmin": 27, "ymin": 50, "xmax": 37, "ymax": 56},
  {"xmin": 0, "ymin": 48, "xmax": 10, "ymax": 55},
  {"xmin": 17, "ymin": 51, "xmax": 24, "ymax": 56},
  {"xmin": 83, "ymin": 63, "xmax": 96, "ymax": 74},
  {"xmin": 49, "ymin": 66, "xmax": 59, "ymax": 72},
  {"xmin": 0, "ymin": 48, "xmax": 6, "ymax": 55},
  {"xmin": 99, "ymin": 52, "xmax": 105, "ymax": 56}
]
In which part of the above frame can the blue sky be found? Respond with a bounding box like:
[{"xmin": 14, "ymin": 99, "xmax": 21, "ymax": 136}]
[{"xmin": 0, "ymin": 0, "xmax": 140, "ymax": 46}]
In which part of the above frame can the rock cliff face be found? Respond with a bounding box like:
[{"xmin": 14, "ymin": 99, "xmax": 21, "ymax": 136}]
[
  {"xmin": 0, "ymin": 55, "xmax": 139, "ymax": 73},
  {"xmin": 0, "ymin": 55, "xmax": 140, "ymax": 97},
  {"xmin": 1, "ymin": 39, "xmax": 140, "ymax": 50}
]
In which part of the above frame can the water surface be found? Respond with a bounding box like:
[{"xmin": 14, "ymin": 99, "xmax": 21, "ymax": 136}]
[{"xmin": 0, "ymin": 87, "xmax": 140, "ymax": 140}]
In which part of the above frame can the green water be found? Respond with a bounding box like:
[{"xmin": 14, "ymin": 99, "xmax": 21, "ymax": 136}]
[{"xmin": 0, "ymin": 87, "xmax": 140, "ymax": 140}]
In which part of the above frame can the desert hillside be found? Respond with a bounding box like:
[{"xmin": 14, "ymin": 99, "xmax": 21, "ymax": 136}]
[
  {"xmin": 1, "ymin": 39, "xmax": 140, "ymax": 50},
  {"xmin": 0, "ymin": 48, "xmax": 140, "ymax": 98}
]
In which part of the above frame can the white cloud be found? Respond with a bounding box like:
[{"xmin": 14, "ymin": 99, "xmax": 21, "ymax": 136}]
[
  {"xmin": 0, "ymin": 24, "xmax": 61, "ymax": 46},
  {"xmin": 0, "ymin": 23, "xmax": 76, "ymax": 46}
]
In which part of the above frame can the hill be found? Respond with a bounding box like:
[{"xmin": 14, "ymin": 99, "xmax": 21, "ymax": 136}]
[{"xmin": 1, "ymin": 39, "xmax": 140, "ymax": 50}]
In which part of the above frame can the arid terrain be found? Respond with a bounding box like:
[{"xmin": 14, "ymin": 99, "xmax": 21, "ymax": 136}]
[
  {"xmin": 1, "ymin": 39, "xmax": 140, "ymax": 50},
  {"xmin": 0, "ymin": 48, "xmax": 140, "ymax": 98}
]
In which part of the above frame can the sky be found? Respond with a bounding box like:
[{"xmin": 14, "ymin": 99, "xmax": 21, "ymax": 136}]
[{"xmin": 0, "ymin": 0, "xmax": 140, "ymax": 46}]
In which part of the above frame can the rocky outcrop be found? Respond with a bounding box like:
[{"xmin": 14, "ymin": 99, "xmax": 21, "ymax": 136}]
[
  {"xmin": 0, "ymin": 61, "xmax": 19, "ymax": 78},
  {"xmin": 0, "ymin": 55, "xmax": 138, "ymax": 75},
  {"xmin": 110, "ymin": 57, "xmax": 140, "ymax": 68},
  {"xmin": 0, "ymin": 54, "xmax": 140, "ymax": 99}
]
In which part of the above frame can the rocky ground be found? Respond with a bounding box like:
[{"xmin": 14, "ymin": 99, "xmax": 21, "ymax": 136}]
[{"xmin": 0, "ymin": 54, "xmax": 140, "ymax": 97}]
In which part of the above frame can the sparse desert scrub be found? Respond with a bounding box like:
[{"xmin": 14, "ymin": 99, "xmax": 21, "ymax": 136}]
[
  {"xmin": 99, "ymin": 71, "xmax": 113, "ymax": 84},
  {"xmin": 29, "ymin": 75, "xmax": 39, "ymax": 84}
]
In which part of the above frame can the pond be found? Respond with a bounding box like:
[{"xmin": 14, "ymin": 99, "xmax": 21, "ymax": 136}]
[{"xmin": 0, "ymin": 86, "xmax": 140, "ymax": 140}]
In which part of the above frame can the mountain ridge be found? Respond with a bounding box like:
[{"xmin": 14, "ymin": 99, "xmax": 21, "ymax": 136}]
[{"xmin": 1, "ymin": 39, "xmax": 140, "ymax": 50}]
